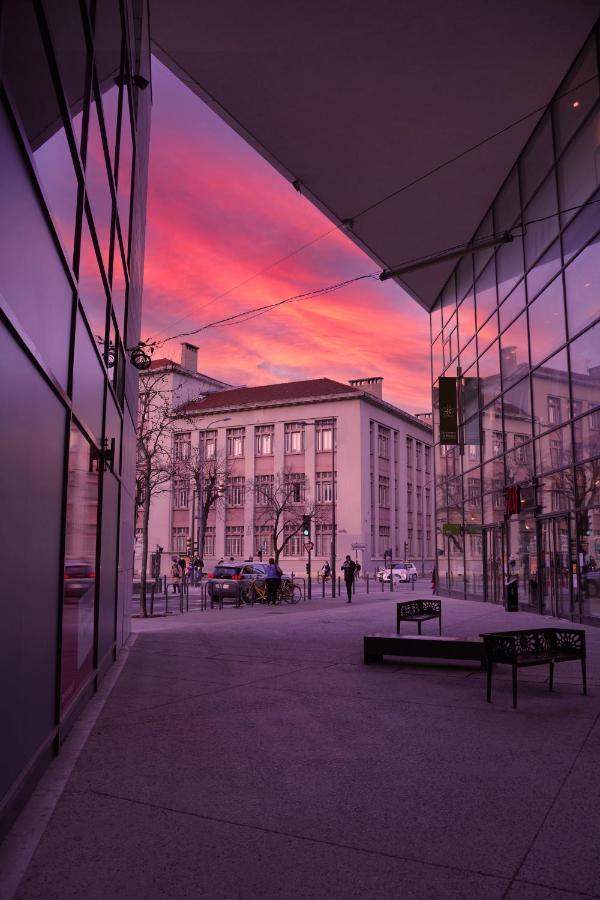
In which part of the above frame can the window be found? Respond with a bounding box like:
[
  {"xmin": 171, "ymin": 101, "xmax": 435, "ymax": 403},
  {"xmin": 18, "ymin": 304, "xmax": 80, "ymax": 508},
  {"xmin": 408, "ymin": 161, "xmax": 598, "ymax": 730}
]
[
  {"xmin": 172, "ymin": 526, "xmax": 188, "ymax": 553},
  {"xmin": 378, "ymin": 525, "xmax": 391, "ymax": 557},
  {"xmin": 316, "ymin": 471, "xmax": 336, "ymax": 503},
  {"xmin": 425, "ymin": 445, "xmax": 431, "ymax": 474},
  {"xmin": 316, "ymin": 420, "xmax": 335, "ymax": 451},
  {"xmin": 283, "ymin": 525, "xmax": 303, "ymax": 557},
  {"xmin": 467, "ymin": 478, "xmax": 479, "ymax": 502},
  {"xmin": 378, "ymin": 475, "xmax": 390, "ymax": 507},
  {"xmin": 514, "ymin": 433, "xmax": 532, "ymax": 464},
  {"xmin": 255, "ymin": 425, "xmax": 274, "ymax": 456},
  {"xmin": 225, "ymin": 526, "xmax": 244, "ymax": 558},
  {"xmin": 227, "ymin": 476, "xmax": 245, "ymax": 507},
  {"xmin": 416, "ymin": 441, "xmax": 422, "ymax": 470},
  {"xmin": 407, "ymin": 527, "xmax": 413, "ymax": 555},
  {"xmin": 416, "ymin": 485, "xmax": 423, "ymax": 513},
  {"xmin": 550, "ymin": 437, "xmax": 563, "ymax": 468},
  {"xmin": 315, "ymin": 523, "xmax": 333, "ymax": 557},
  {"xmin": 492, "ymin": 431, "xmax": 504, "ymax": 457},
  {"xmin": 591, "ymin": 407, "xmax": 600, "ymax": 431},
  {"xmin": 204, "ymin": 527, "xmax": 215, "ymax": 557},
  {"xmin": 284, "ymin": 473, "xmax": 306, "ymax": 504},
  {"xmin": 200, "ymin": 429, "xmax": 217, "ymax": 459},
  {"xmin": 254, "ymin": 526, "xmax": 273, "ymax": 557},
  {"xmin": 492, "ymin": 479, "xmax": 504, "ymax": 510},
  {"xmin": 425, "ymin": 487, "xmax": 431, "ymax": 510},
  {"xmin": 174, "ymin": 431, "xmax": 191, "ymax": 460},
  {"xmin": 284, "ymin": 422, "xmax": 305, "ymax": 453},
  {"xmin": 173, "ymin": 477, "xmax": 189, "ymax": 509},
  {"xmin": 548, "ymin": 396, "xmax": 562, "ymax": 425},
  {"xmin": 378, "ymin": 425, "xmax": 390, "ymax": 459},
  {"xmin": 407, "ymin": 483, "xmax": 413, "ymax": 513},
  {"xmin": 406, "ymin": 437, "xmax": 413, "ymax": 467},
  {"xmin": 255, "ymin": 475, "xmax": 274, "ymax": 506},
  {"xmin": 226, "ymin": 427, "xmax": 245, "ymax": 458}
]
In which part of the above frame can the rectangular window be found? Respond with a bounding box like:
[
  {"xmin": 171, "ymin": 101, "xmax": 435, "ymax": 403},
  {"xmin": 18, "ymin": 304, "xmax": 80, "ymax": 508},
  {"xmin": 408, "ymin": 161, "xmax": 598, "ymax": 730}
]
[
  {"xmin": 200, "ymin": 429, "xmax": 217, "ymax": 459},
  {"xmin": 407, "ymin": 527, "xmax": 413, "ymax": 556},
  {"xmin": 172, "ymin": 526, "xmax": 188, "ymax": 554},
  {"xmin": 315, "ymin": 523, "xmax": 333, "ymax": 557},
  {"xmin": 284, "ymin": 473, "xmax": 306, "ymax": 504},
  {"xmin": 204, "ymin": 527, "xmax": 215, "ymax": 557},
  {"xmin": 416, "ymin": 441, "xmax": 423, "ymax": 470},
  {"xmin": 316, "ymin": 471, "xmax": 337, "ymax": 503},
  {"xmin": 316, "ymin": 420, "xmax": 336, "ymax": 451},
  {"xmin": 172, "ymin": 477, "xmax": 189, "ymax": 509},
  {"xmin": 550, "ymin": 437, "xmax": 563, "ymax": 468},
  {"xmin": 255, "ymin": 474, "xmax": 274, "ymax": 506},
  {"xmin": 226, "ymin": 427, "xmax": 245, "ymax": 458},
  {"xmin": 467, "ymin": 478, "xmax": 479, "ymax": 502},
  {"xmin": 284, "ymin": 422, "xmax": 305, "ymax": 453},
  {"xmin": 407, "ymin": 482, "xmax": 413, "ymax": 513},
  {"xmin": 226, "ymin": 475, "xmax": 245, "ymax": 507},
  {"xmin": 255, "ymin": 424, "xmax": 274, "ymax": 456},
  {"xmin": 416, "ymin": 484, "xmax": 423, "ymax": 513},
  {"xmin": 254, "ymin": 526, "xmax": 273, "ymax": 557},
  {"xmin": 283, "ymin": 525, "xmax": 303, "ymax": 557},
  {"xmin": 406, "ymin": 436, "xmax": 413, "ymax": 467},
  {"xmin": 425, "ymin": 445, "xmax": 431, "ymax": 474},
  {"xmin": 174, "ymin": 431, "xmax": 191, "ymax": 460},
  {"xmin": 591, "ymin": 407, "xmax": 600, "ymax": 431},
  {"xmin": 378, "ymin": 425, "xmax": 390, "ymax": 459},
  {"xmin": 547, "ymin": 396, "xmax": 562, "ymax": 425},
  {"xmin": 492, "ymin": 479, "xmax": 504, "ymax": 510},
  {"xmin": 378, "ymin": 525, "xmax": 391, "ymax": 557},
  {"xmin": 514, "ymin": 433, "xmax": 532, "ymax": 464},
  {"xmin": 225, "ymin": 526, "xmax": 244, "ymax": 558},
  {"xmin": 492, "ymin": 431, "xmax": 504, "ymax": 457},
  {"xmin": 378, "ymin": 475, "xmax": 390, "ymax": 507}
]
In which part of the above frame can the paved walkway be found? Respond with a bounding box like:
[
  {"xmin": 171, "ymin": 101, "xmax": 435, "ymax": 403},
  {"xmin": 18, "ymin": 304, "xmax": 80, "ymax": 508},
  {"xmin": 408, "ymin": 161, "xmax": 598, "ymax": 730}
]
[{"xmin": 3, "ymin": 590, "xmax": 600, "ymax": 899}]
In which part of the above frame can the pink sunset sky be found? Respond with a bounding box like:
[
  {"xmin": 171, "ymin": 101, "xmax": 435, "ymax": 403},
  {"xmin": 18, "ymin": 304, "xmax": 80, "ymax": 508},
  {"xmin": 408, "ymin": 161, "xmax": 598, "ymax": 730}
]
[{"xmin": 142, "ymin": 57, "xmax": 432, "ymax": 413}]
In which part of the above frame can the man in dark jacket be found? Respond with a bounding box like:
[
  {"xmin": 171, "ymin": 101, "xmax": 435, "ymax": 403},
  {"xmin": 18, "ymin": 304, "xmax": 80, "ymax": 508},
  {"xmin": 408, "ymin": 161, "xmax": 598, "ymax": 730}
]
[{"xmin": 341, "ymin": 555, "xmax": 357, "ymax": 603}]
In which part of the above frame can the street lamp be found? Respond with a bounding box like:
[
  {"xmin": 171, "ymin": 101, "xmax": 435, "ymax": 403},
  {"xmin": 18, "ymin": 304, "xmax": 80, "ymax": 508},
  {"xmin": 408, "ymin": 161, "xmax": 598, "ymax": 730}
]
[{"xmin": 195, "ymin": 417, "xmax": 230, "ymax": 561}]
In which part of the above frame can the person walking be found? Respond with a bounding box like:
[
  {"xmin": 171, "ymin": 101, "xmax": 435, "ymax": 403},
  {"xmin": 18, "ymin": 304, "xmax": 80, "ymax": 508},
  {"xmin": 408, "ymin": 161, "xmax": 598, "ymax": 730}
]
[
  {"xmin": 171, "ymin": 557, "xmax": 181, "ymax": 594},
  {"xmin": 341, "ymin": 555, "xmax": 357, "ymax": 603},
  {"xmin": 321, "ymin": 561, "xmax": 331, "ymax": 583},
  {"xmin": 431, "ymin": 564, "xmax": 438, "ymax": 595},
  {"xmin": 264, "ymin": 557, "xmax": 282, "ymax": 605}
]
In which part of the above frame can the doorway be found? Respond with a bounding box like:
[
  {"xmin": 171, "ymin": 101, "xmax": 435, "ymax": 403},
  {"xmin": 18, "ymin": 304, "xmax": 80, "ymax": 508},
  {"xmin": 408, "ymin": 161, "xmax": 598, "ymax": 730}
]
[
  {"xmin": 538, "ymin": 516, "xmax": 572, "ymax": 619},
  {"xmin": 483, "ymin": 526, "xmax": 504, "ymax": 605}
]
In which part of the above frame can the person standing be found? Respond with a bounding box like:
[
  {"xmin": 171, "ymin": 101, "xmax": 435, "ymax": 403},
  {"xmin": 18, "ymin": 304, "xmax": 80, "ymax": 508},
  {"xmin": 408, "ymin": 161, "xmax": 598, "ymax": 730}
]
[
  {"xmin": 171, "ymin": 557, "xmax": 181, "ymax": 594},
  {"xmin": 265, "ymin": 557, "xmax": 282, "ymax": 605},
  {"xmin": 431, "ymin": 564, "xmax": 437, "ymax": 595},
  {"xmin": 341, "ymin": 555, "xmax": 357, "ymax": 603}
]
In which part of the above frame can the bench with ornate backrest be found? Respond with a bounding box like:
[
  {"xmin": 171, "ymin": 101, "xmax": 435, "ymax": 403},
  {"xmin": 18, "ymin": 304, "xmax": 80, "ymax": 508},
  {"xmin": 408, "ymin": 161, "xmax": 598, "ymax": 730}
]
[
  {"xmin": 396, "ymin": 599, "xmax": 442, "ymax": 635},
  {"xmin": 481, "ymin": 628, "xmax": 587, "ymax": 709}
]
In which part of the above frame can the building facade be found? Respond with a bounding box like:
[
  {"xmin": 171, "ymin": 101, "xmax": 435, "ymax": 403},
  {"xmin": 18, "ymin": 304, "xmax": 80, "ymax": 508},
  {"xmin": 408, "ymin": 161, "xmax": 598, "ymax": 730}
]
[
  {"xmin": 142, "ymin": 377, "xmax": 434, "ymax": 574},
  {"xmin": 0, "ymin": 0, "xmax": 151, "ymax": 838},
  {"xmin": 431, "ymin": 27, "xmax": 600, "ymax": 622}
]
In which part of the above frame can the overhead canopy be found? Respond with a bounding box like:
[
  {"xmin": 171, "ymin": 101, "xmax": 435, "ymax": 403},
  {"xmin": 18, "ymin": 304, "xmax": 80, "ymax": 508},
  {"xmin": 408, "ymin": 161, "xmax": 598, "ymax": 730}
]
[{"xmin": 150, "ymin": 0, "xmax": 599, "ymax": 310}]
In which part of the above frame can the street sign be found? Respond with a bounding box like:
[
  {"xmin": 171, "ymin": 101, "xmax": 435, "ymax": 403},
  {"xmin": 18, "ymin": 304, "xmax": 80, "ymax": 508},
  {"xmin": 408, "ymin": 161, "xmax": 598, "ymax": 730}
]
[
  {"xmin": 351, "ymin": 542, "xmax": 367, "ymax": 550},
  {"xmin": 304, "ymin": 541, "xmax": 314, "ymax": 551},
  {"xmin": 442, "ymin": 523, "xmax": 461, "ymax": 536}
]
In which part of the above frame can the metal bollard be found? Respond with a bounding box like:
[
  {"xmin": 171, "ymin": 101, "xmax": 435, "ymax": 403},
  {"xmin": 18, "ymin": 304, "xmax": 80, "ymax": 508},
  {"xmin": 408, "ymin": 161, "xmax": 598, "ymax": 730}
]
[
  {"xmin": 366, "ymin": 573, "xmax": 369, "ymax": 594},
  {"xmin": 381, "ymin": 575, "xmax": 384, "ymax": 592},
  {"xmin": 150, "ymin": 582, "xmax": 155, "ymax": 616},
  {"xmin": 322, "ymin": 577, "xmax": 325, "ymax": 598},
  {"xmin": 412, "ymin": 576, "xmax": 415, "ymax": 592},
  {"xmin": 337, "ymin": 575, "xmax": 341, "ymax": 596}
]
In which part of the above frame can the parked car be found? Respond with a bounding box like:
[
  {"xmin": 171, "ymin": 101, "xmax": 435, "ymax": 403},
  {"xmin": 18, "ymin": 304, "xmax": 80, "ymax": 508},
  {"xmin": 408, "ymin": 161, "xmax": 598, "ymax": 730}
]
[
  {"xmin": 206, "ymin": 562, "xmax": 293, "ymax": 603},
  {"xmin": 377, "ymin": 562, "xmax": 418, "ymax": 583},
  {"xmin": 64, "ymin": 559, "xmax": 96, "ymax": 600}
]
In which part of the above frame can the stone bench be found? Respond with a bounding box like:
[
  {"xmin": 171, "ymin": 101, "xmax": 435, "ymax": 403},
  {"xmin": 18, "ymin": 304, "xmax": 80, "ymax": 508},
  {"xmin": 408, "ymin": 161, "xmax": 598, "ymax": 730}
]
[
  {"xmin": 396, "ymin": 599, "xmax": 442, "ymax": 635},
  {"xmin": 364, "ymin": 633, "xmax": 484, "ymax": 665},
  {"xmin": 481, "ymin": 628, "xmax": 587, "ymax": 709}
]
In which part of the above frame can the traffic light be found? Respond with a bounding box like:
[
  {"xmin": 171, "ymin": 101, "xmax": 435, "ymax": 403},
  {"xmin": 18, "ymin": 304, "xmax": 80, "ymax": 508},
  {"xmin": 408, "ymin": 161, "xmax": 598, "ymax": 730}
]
[
  {"xmin": 302, "ymin": 515, "xmax": 311, "ymax": 538},
  {"xmin": 404, "ymin": 541, "xmax": 409, "ymax": 558},
  {"xmin": 186, "ymin": 537, "xmax": 195, "ymax": 555}
]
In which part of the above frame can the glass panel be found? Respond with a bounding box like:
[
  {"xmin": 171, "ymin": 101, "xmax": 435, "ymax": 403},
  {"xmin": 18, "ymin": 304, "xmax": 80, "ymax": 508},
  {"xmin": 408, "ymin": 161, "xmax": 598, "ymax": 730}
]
[
  {"xmin": 496, "ymin": 233, "xmax": 523, "ymax": 302},
  {"xmin": 457, "ymin": 292, "xmax": 475, "ymax": 349},
  {"xmin": 1, "ymin": 0, "xmax": 79, "ymax": 259},
  {"xmin": 524, "ymin": 174, "xmax": 559, "ymax": 268},
  {"xmin": 94, "ymin": 0, "xmax": 123, "ymax": 172},
  {"xmin": 504, "ymin": 376, "xmax": 532, "ymax": 436},
  {"xmin": 456, "ymin": 255, "xmax": 473, "ymax": 303},
  {"xmin": 554, "ymin": 35, "xmax": 599, "ymax": 155},
  {"xmin": 72, "ymin": 311, "xmax": 105, "ymax": 444},
  {"xmin": 494, "ymin": 167, "xmax": 520, "ymax": 231},
  {"xmin": 478, "ymin": 340, "xmax": 501, "ymax": 407},
  {"xmin": 44, "ymin": 0, "xmax": 89, "ymax": 145},
  {"xmin": 574, "ymin": 409, "xmax": 600, "ymax": 463},
  {"xmin": 111, "ymin": 242, "xmax": 127, "ymax": 339},
  {"xmin": 531, "ymin": 349, "xmax": 570, "ymax": 436},
  {"xmin": 500, "ymin": 310, "xmax": 528, "ymax": 388},
  {"xmin": 575, "ymin": 462, "xmax": 600, "ymax": 509},
  {"xmin": 482, "ymin": 457, "xmax": 504, "ymax": 495},
  {"xmin": 104, "ymin": 387, "xmax": 122, "ymax": 473},
  {"xmin": 61, "ymin": 424, "xmax": 99, "ymax": 713},
  {"xmin": 116, "ymin": 83, "xmax": 133, "ymax": 254},
  {"xmin": 576, "ymin": 500, "xmax": 600, "ymax": 621},
  {"xmin": 481, "ymin": 408, "xmax": 504, "ymax": 462},
  {"xmin": 520, "ymin": 111, "xmax": 554, "ymax": 206},
  {"xmin": 526, "ymin": 239, "xmax": 561, "ymax": 301},
  {"xmin": 557, "ymin": 102, "xmax": 600, "ymax": 227},
  {"xmin": 528, "ymin": 276, "xmax": 566, "ymax": 366},
  {"xmin": 570, "ymin": 320, "xmax": 600, "ymax": 378},
  {"xmin": 562, "ymin": 187, "xmax": 600, "ymax": 264},
  {"xmin": 564, "ymin": 236, "xmax": 600, "ymax": 339},
  {"xmin": 84, "ymin": 89, "xmax": 113, "ymax": 270},
  {"xmin": 473, "ymin": 211, "xmax": 495, "ymax": 278},
  {"xmin": 431, "ymin": 299, "xmax": 442, "ymax": 340},
  {"xmin": 499, "ymin": 280, "xmax": 526, "ymax": 331},
  {"xmin": 535, "ymin": 424, "xmax": 573, "ymax": 475},
  {"xmin": 505, "ymin": 440, "xmax": 534, "ymax": 485},
  {"xmin": 78, "ymin": 212, "xmax": 108, "ymax": 345},
  {"xmin": 475, "ymin": 258, "xmax": 497, "ymax": 328},
  {"xmin": 459, "ymin": 336, "xmax": 477, "ymax": 374},
  {"xmin": 432, "ymin": 338, "xmax": 443, "ymax": 382}
]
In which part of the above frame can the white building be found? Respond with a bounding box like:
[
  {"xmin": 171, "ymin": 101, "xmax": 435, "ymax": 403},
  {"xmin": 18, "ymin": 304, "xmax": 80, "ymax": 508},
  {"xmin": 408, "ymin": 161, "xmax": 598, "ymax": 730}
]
[{"xmin": 146, "ymin": 374, "xmax": 433, "ymax": 574}]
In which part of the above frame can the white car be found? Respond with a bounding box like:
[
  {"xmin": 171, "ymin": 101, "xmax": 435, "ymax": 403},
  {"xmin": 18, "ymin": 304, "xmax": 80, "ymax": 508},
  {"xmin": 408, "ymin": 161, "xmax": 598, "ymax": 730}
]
[{"xmin": 378, "ymin": 562, "xmax": 418, "ymax": 583}]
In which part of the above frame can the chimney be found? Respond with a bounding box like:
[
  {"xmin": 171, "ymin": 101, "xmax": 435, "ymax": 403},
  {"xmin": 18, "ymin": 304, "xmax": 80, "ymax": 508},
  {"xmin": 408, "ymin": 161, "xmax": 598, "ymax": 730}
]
[
  {"xmin": 349, "ymin": 376, "xmax": 383, "ymax": 399},
  {"xmin": 501, "ymin": 345, "xmax": 517, "ymax": 377},
  {"xmin": 180, "ymin": 342, "xmax": 198, "ymax": 372}
]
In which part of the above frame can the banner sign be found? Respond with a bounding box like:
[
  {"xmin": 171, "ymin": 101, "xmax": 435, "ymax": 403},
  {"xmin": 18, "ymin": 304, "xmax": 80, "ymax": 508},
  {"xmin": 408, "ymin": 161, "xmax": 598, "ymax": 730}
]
[
  {"xmin": 505, "ymin": 485, "xmax": 520, "ymax": 516},
  {"xmin": 439, "ymin": 377, "xmax": 458, "ymax": 444},
  {"xmin": 442, "ymin": 523, "xmax": 462, "ymax": 536},
  {"xmin": 464, "ymin": 523, "xmax": 483, "ymax": 534}
]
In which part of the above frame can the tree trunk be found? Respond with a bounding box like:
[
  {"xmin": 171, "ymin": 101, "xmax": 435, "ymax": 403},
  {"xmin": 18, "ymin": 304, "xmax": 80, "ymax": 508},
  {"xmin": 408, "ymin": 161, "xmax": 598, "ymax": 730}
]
[{"xmin": 139, "ymin": 487, "xmax": 151, "ymax": 617}]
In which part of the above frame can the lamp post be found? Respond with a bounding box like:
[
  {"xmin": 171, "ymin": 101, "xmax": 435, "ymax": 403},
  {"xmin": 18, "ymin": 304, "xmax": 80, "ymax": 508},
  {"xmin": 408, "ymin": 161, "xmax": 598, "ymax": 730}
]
[{"xmin": 196, "ymin": 417, "xmax": 230, "ymax": 561}]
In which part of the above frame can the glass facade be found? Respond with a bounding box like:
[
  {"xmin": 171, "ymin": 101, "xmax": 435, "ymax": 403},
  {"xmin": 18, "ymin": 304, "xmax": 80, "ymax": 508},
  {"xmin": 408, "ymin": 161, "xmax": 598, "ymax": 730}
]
[
  {"xmin": 0, "ymin": 0, "xmax": 151, "ymax": 837},
  {"xmin": 431, "ymin": 26, "xmax": 600, "ymax": 622}
]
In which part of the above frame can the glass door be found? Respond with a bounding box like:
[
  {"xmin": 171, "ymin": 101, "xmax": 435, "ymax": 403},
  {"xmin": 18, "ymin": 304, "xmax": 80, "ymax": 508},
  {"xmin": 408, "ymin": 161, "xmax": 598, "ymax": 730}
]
[
  {"xmin": 483, "ymin": 526, "xmax": 504, "ymax": 605},
  {"xmin": 538, "ymin": 516, "xmax": 572, "ymax": 619}
]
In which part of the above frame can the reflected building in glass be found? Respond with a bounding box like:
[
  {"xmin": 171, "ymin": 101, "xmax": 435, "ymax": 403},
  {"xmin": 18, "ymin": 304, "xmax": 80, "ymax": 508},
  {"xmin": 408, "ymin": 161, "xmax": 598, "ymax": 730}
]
[
  {"xmin": 431, "ymin": 28, "xmax": 600, "ymax": 623},
  {"xmin": 0, "ymin": 0, "xmax": 150, "ymax": 837}
]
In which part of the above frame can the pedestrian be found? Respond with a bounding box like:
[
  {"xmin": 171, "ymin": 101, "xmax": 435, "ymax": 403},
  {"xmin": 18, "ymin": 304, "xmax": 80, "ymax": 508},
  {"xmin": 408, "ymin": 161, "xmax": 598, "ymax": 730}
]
[
  {"xmin": 264, "ymin": 557, "xmax": 282, "ymax": 604},
  {"xmin": 431, "ymin": 564, "xmax": 437, "ymax": 595},
  {"xmin": 341, "ymin": 555, "xmax": 357, "ymax": 603},
  {"xmin": 171, "ymin": 557, "xmax": 181, "ymax": 594},
  {"xmin": 355, "ymin": 561, "xmax": 362, "ymax": 579},
  {"xmin": 321, "ymin": 561, "xmax": 331, "ymax": 582},
  {"xmin": 178, "ymin": 556, "xmax": 186, "ymax": 576}
]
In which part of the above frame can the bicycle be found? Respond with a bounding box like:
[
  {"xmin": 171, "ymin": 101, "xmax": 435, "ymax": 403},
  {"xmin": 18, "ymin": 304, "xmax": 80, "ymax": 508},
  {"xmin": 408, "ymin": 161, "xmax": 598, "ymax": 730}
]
[{"xmin": 279, "ymin": 579, "xmax": 302, "ymax": 604}]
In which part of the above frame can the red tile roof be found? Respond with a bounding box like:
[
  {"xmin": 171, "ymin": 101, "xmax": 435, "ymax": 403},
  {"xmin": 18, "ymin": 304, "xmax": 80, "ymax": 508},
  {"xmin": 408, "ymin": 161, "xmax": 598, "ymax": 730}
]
[
  {"xmin": 149, "ymin": 357, "xmax": 181, "ymax": 369},
  {"xmin": 180, "ymin": 378, "xmax": 360, "ymax": 413}
]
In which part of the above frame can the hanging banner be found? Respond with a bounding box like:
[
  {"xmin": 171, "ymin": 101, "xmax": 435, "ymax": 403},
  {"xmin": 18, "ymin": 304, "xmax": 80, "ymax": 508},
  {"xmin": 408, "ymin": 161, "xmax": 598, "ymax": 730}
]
[
  {"xmin": 505, "ymin": 485, "xmax": 520, "ymax": 516},
  {"xmin": 442, "ymin": 523, "xmax": 462, "ymax": 536},
  {"xmin": 439, "ymin": 376, "xmax": 458, "ymax": 444}
]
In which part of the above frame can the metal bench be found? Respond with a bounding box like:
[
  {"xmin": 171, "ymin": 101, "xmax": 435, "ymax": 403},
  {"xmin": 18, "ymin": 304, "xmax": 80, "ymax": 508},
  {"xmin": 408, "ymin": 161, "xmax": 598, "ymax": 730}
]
[
  {"xmin": 396, "ymin": 599, "xmax": 442, "ymax": 635},
  {"xmin": 364, "ymin": 633, "xmax": 484, "ymax": 665},
  {"xmin": 481, "ymin": 628, "xmax": 587, "ymax": 709}
]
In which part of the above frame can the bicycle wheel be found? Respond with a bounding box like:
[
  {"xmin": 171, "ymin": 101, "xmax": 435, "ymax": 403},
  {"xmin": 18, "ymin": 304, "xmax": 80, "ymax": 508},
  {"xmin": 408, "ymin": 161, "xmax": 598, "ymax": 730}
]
[{"xmin": 283, "ymin": 583, "xmax": 302, "ymax": 604}]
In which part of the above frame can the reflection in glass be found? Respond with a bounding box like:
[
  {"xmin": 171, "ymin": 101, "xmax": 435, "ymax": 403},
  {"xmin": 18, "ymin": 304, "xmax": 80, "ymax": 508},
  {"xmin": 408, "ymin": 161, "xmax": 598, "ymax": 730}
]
[
  {"xmin": 72, "ymin": 311, "xmax": 105, "ymax": 444},
  {"xmin": 117, "ymin": 85, "xmax": 133, "ymax": 253},
  {"xmin": 459, "ymin": 338, "xmax": 477, "ymax": 374},
  {"xmin": 528, "ymin": 277, "xmax": 566, "ymax": 366},
  {"xmin": 531, "ymin": 349, "xmax": 569, "ymax": 436},
  {"xmin": 564, "ymin": 237, "xmax": 600, "ymax": 339},
  {"xmin": 44, "ymin": 0, "xmax": 89, "ymax": 146},
  {"xmin": 562, "ymin": 187, "xmax": 600, "ymax": 264},
  {"xmin": 473, "ymin": 211, "xmax": 495, "ymax": 278},
  {"xmin": 61, "ymin": 424, "xmax": 98, "ymax": 712},
  {"xmin": 1, "ymin": 0, "xmax": 79, "ymax": 258},
  {"xmin": 574, "ymin": 410, "xmax": 600, "ymax": 463},
  {"xmin": 526, "ymin": 239, "xmax": 561, "ymax": 302},
  {"xmin": 441, "ymin": 277, "xmax": 456, "ymax": 326},
  {"xmin": 431, "ymin": 300, "xmax": 442, "ymax": 340},
  {"xmin": 94, "ymin": 0, "xmax": 123, "ymax": 171},
  {"xmin": 536, "ymin": 424, "xmax": 573, "ymax": 475},
  {"xmin": 499, "ymin": 281, "xmax": 525, "ymax": 332},
  {"xmin": 78, "ymin": 212, "xmax": 108, "ymax": 344},
  {"xmin": 496, "ymin": 233, "xmax": 523, "ymax": 302},
  {"xmin": 503, "ymin": 377, "xmax": 532, "ymax": 444},
  {"xmin": 432, "ymin": 340, "xmax": 443, "ymax": 382},
  {"xmin": 495, "ymin": 167, "xmax": 520, "ymax": 231},
  {"xmin": 500, "ymin": 310, "xmax": 528, "ymax": 388},
  {"xmin": 458, "ymin": 292, "xmax": 475, "ymax": 348},
  {"xmin": 570, "ymin": 321, "xmax": 600, "ymax": 377},
  {"xmin": 478, "ymin": 340, "xmax": 501, "ymax": 407},
  {"xmin": 456, "ymin": 255, "xmax": 473, "ymax": 304},
  {"xmin": 111, "ymin": 243, "xmax": 127, "ymax": 339},
  {"xmin": 553, "ymin": 35, "xmax": 599, "ymax": 156},
  {"xmin": 85, "ymin": 93, "xmax": 113, "ymax": 269},
  {"xmin": 520, "ymin": 111, "xmax": 553, "ymax": 205},
  {"xmin": 475, "ymin": 259, "xmax": 497, "ymax": 328},
  {"xmin": 524, "ymin": 174, "xmax": 558, "ymax": 268},
  {"xmin": 557, "ymin": 102, "xmax": 600, "ymax": 228}
]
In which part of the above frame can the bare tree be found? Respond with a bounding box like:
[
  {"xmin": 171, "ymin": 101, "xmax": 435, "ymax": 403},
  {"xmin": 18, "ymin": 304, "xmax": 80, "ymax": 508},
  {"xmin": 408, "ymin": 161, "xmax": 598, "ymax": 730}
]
[
  {"xmin": 177, "ymin": 446, "xmax": 230, "ymax": 561},
  {"xmin": 250, "ymin": 471, "xmax": 320, "ymax": 564},
  {"xmin": 136, "ymin": 371, "xmax": 184, "ymax": 616}
]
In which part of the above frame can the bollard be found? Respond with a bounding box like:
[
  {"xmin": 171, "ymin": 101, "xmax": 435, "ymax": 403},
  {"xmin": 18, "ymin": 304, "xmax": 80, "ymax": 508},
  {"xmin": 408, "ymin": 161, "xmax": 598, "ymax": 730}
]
[
  {"xmin": 165, "ymin": 585, "xmax": 169, "ymax": 615},
  {"xmin": 322, "ymin": 577, "xmax": 325, "ymax": 598},
  {"xmin": 366, "ymin": 573, "xmax": 369, "ymax": 594},
  {"xmin": 337, "ymin": 575, "xmax": 341, "ymax": 596},
  {"xmin": 390, "ymin": 572, "xmax": 393, "ymax": 592},
  {"xmin": 180, "ymin": 578, "xmax": 184, "ymax": 614},
  {"xmin": 150, "ymin": 582, "xmax": 155, "ymax": 617},
  {"xmin": 412, "ymin": 576, "xmax": 415, "ymax": 592},
  {"xmin": 381, "ymin": 575, "xmax": 384, "ymax": 592}
]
